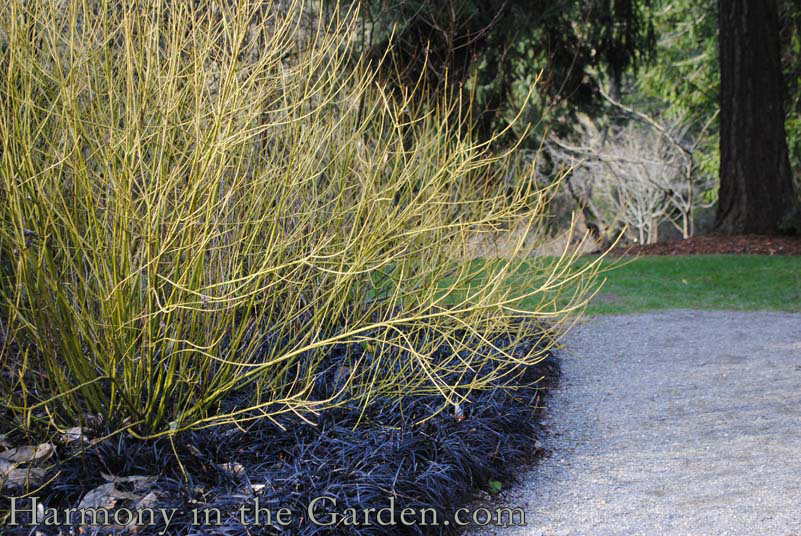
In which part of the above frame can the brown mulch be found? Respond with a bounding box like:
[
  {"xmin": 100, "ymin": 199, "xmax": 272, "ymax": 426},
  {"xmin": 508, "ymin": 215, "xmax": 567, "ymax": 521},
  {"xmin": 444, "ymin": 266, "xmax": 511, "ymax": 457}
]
[{"xmin": 608, "ymin": 234, "xmax": 801, "ymax": 256}]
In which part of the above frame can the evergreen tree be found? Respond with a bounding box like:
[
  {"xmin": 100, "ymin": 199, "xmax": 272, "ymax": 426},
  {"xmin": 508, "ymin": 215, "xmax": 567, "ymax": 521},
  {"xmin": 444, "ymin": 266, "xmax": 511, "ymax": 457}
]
[{"xmin": 715, "ymin": 0, "xmax": 798, "ymax": 234}]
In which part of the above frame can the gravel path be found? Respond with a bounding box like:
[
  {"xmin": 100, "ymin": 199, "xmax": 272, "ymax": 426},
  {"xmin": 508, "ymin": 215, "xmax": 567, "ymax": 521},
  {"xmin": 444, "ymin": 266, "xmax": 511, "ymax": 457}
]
[{"xmin": 467, "ymin": 310, "xmax": 801, "ymax": 536}]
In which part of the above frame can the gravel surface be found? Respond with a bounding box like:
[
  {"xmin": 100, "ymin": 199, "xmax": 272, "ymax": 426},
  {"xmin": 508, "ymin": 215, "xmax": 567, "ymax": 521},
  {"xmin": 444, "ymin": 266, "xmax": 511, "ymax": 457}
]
[{"xmin": 466, "ymin": 310, "xmax": 801, "ymax": 536}]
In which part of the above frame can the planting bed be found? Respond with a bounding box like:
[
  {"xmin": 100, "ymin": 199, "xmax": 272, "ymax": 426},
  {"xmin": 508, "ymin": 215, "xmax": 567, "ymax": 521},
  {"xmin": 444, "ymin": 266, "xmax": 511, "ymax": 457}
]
[
  {"xmin": 1, "ymin": 328, "xmax": 558, "ymax": 536},
  {"xmin": 608, "ymin": 234, "xmax": 801, "ymax": 256}
]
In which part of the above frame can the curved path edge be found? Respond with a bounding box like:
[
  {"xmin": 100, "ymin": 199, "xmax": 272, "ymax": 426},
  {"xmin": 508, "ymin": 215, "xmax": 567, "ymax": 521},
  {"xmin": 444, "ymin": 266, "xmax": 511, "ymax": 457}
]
[{"xmin": 468, "ymin": 310, "xmax": 801, "ymax": 536}]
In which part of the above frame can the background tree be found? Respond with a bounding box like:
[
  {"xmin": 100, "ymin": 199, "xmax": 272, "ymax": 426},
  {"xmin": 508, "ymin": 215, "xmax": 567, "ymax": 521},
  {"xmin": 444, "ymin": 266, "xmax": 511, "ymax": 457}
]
[
  {"xmin": 336, "ymin": 0, "xmax": 656, "ymax": 144},
  {"xmin": 636, "ymin": 0, "xmax": 719, "ymax": 181},
  {"xmin": 333, "ymin": 0, "xmax": 801, "ymax": 239},
  {"xmin": 715, "ymin": 0, "xmax": 798, "ymax": 234},
  {"xmin": 779, "ymin": 0, "xmax": 801, "ymax": 192}
]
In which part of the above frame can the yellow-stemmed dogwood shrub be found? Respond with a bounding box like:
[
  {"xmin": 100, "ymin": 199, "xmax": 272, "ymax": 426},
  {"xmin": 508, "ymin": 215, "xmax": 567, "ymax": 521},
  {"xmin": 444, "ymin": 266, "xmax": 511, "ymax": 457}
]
[{"xmin": 0, "ymin": 0, "xmax": 600, "ymax": 438}]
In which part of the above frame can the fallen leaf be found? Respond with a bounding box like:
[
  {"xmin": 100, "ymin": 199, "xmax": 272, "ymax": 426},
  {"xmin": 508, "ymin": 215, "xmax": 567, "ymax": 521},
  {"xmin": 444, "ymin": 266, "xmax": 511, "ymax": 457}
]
[
  {"xmin": 78, "ymin": 483, "xmax": 140, "ymax": 511},
  {"xmin": 61, "ymin": 427, "xmax": 89, "ymax": 444},
  {"xmin": 217, "ymin": 462, "xmax": 254, "ymax": 493},
  {"xmin": 123, "ymin": 492, "xmax": 163, "ymax": 533},
  {"xmin": 100, "ymin": 473, "xmax": 158, "ymax": 490},
  {"xmin": 0, "ymin": 458, "xmax": 47, "ymax": 489},
  {"xmin": 0, "ymin": 443, "xmax": 55, "ymax": 463},
  {"xmin": 133, "ymin": 491, "xmax": 161, "ymax": 509},
  {"xmin": 217, "ymin": 462, "xmax": 246, "ymax": 478}
]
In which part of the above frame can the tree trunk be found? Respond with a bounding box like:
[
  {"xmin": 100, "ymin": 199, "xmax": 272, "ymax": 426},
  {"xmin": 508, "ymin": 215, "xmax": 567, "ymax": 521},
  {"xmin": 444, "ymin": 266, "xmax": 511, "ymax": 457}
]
[{"xmin": 715, "ymin": 0, "xmax": 797, "ymax": 234}]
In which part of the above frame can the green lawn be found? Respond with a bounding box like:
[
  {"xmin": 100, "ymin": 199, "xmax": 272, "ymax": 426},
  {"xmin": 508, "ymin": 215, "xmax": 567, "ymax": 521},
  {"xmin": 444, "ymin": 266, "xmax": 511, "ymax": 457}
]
[{"xmin": 572, "ymin": 254, "xmax": 801, "ymax": 315}]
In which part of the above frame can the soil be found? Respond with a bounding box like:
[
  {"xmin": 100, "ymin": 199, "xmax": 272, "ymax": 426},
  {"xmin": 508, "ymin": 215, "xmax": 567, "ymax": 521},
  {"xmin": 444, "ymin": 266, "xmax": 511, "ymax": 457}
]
[{"xmin": 608, "ymin": 234, "xmax": 801, "ymax": 256}]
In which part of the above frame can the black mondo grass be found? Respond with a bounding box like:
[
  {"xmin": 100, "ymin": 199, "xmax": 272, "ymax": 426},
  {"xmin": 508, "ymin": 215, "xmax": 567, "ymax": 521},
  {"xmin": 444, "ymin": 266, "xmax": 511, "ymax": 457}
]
[{"xmin": 1, "ymin": 330, "xmax": 558, "ymax": 536}]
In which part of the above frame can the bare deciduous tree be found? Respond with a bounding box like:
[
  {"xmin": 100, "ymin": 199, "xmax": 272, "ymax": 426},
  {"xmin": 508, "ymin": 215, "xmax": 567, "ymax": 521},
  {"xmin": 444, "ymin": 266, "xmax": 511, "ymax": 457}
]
[{"xmin": 545, "ymin": 110, "xmax": 714, "ymax": 245}]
